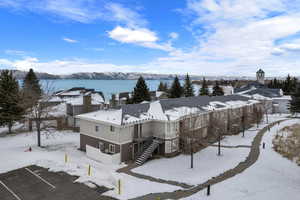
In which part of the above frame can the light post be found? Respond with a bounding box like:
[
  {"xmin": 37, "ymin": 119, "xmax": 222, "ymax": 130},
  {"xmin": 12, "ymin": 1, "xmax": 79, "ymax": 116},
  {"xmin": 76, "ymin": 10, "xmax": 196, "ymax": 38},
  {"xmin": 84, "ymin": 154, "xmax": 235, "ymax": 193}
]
[
  {"xmin": 218, "ymin": 130, "xmax": 221, "ymax": 156},
  {"xmin": 190, "ymin": 138, "xmax": 193, "ymax": 168},
  {"xmin": 242, "ymin": 115, "xmax": 245, "ymax": 137}
]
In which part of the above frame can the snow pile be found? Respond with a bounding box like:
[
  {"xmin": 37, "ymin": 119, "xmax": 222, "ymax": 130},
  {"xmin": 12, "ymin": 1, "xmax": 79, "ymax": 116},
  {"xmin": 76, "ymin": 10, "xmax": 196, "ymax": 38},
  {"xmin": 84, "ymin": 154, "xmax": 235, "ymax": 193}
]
[{"xmin": 273, "ymin": 123, "xmax": 300, "ymax": 165}]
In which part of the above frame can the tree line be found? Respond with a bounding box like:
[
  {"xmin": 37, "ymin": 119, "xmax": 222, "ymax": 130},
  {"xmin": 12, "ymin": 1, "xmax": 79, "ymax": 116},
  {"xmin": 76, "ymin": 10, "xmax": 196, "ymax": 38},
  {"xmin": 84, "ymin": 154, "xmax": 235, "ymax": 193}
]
[
  {"xmin": 127, "ymin": 74, "xmax": 224, "ymax": 104},
  {"xmin": 0, "ymin": 69, "xmax": 42, "ymax": 136},
  {"xmin": 267, "ymin": 74, "xmax": 300, "ymax": 114},
  {"xmin": 267, "ymin": 74, "xmax": 298, "ymax": 95}
]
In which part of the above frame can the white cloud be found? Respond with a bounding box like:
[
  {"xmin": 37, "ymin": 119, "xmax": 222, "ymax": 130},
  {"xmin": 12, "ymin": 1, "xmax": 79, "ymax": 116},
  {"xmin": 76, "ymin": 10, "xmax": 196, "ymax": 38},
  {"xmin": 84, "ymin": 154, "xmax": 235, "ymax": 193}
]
[
  {"xmin": 62, "ymin": 37, "xmax": 78, "ymax": 43},
  {"xmin": 1, "ymin": 1, "xmax": 178, "ymax": 52},
  {"xmin": 150, "ymin": 0, "xmax": 300, "ymax": 76},
  {"xmin": 4, "ymin": 49, "xmax": 27, "ymax": 56},
  {"xmin": 0, "ymin": 0, "xmax": 106, "ymax": 23},
  {"xmin": 108, "ymin": 26, "xmax": 175, "ymax": 52},
  {"xmin": 108, "ymin": 26, "xmax": 158, "ymax": 43},
  {"xmin": 105, "ymin": 3, "xmax": 147, "ymax": 28},
  {"xmin": 0, "ymin": 57, "xmax": 147, "ymax": 74},
  {"xmin": 169, "ymin": 32, "xmax": 179, "ymax": 39}
]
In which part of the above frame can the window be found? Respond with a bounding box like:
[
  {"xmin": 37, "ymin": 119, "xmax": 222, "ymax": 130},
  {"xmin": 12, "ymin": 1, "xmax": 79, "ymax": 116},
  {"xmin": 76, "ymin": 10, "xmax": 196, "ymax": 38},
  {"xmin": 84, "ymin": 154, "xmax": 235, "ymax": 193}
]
[
  {"xmin": 95, "ymin": 126, "xmax": 99, "ymax": 132},
  {"xmin": 110, "ymin": 126, "xmax": 115, "ymax": 132},
  {"xmin": 109, "ymin": 144, "xmax": 115, "ymax": 153},
  {"xmin": 99, "ymin": 142, "xmax": 104, "ymax": 151},
  {"xmin": 171, "ymin": 139, "xmax": 179, "ymax": 152}
]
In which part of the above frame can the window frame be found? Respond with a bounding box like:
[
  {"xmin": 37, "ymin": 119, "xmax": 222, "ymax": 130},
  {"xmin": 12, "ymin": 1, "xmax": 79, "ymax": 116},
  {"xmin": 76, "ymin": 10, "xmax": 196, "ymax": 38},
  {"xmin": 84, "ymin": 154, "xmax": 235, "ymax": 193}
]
[{"xmin": 108, "ymin": 144, "xmax": 115, "ymax": 153}]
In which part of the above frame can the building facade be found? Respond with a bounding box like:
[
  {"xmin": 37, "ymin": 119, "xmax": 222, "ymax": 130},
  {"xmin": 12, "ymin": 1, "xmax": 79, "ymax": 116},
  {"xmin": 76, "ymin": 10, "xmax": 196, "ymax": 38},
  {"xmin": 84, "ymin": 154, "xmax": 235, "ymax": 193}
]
[{"xmin": 77, "ymin": 95, "xmax": 262, "ymax": 165}]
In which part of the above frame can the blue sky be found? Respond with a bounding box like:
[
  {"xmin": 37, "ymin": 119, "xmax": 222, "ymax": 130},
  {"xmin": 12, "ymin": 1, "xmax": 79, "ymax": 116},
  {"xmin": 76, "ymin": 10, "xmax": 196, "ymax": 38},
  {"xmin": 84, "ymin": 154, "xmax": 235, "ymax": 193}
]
[{"xmin": 1, "ymin": 0, "xmax": 300, "ymax": 76}]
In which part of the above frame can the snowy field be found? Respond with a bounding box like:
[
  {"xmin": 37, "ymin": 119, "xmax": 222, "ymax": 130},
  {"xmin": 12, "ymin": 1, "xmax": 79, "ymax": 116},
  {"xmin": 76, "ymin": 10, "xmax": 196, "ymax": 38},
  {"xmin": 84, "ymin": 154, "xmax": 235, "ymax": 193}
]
[
  {"xmin": 183, "ymin": 118, "xmax": 300, "ymax": 200},
  {"xmin": 0, "ymin": 130, "xmax": 180, "ymax": 200},
  {"xmin": 133, "ymin": 146, "xmax": 250, "ymax": 185}
]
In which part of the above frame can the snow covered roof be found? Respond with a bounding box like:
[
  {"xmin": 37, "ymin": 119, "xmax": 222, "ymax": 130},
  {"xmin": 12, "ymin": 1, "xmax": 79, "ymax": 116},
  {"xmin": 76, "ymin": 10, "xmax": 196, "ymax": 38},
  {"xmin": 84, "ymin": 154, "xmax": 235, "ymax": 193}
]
[
  {"xmin": 234, "ymin": 81, "xmax": 282, "ymax": 98},
  {"xmin": 66, "ymin": 93, "xmax": 105, "ymax": 105},
  {"xmin": 51, "ymin": 87, "xmax": 105, "ymax": 106},
  {"xmin": 77, "ymin": 95, "xmax": 258, "ymax": 126},
  {"xmin": 238, "ymin": 88, "xmax": 282, "ymax": 98}
]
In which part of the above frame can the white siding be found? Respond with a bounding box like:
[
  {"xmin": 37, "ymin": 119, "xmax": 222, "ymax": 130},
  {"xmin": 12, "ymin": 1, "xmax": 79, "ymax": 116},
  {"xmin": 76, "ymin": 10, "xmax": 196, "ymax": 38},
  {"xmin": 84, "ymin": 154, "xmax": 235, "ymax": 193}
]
[{"xmin": 80, "ymin": 120, "xmax": 132, "ymax": 144}]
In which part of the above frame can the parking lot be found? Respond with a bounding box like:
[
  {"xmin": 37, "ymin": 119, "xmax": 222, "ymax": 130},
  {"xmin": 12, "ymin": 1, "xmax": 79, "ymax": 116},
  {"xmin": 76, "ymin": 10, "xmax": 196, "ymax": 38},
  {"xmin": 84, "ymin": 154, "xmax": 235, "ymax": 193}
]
[{"xmin": 0, "ymin": 165, "xmax": 117, "ymax": 200}]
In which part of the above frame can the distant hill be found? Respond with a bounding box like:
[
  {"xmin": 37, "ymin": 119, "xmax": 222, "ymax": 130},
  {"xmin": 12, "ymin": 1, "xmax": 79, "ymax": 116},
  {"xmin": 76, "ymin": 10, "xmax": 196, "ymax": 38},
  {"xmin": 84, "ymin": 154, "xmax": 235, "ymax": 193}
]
[{"xmin": 2, "ymin": 70, "xmax": 259, "ymax": 80}]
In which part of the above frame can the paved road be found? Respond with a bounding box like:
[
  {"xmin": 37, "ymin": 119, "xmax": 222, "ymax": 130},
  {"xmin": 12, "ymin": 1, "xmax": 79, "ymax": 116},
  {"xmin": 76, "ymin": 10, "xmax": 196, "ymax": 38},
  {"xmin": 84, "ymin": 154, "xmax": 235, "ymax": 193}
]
[{"xmin": 0, "ymin": 165, "xmax": 117, "ymax": 200}]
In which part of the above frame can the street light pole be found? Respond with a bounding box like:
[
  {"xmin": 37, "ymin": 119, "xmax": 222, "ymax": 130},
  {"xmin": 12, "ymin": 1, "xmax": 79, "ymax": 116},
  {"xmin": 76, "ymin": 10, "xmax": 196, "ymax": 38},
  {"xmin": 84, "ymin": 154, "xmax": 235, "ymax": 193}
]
[
  {"xmin": 190, "ymin": 138, "xmax": 193, "ymax": 168},
  {"xmin": 218, "ymin": 131, "xmax": 221, "ymax": 156},
  {"xmin": 242, "ymin": 115, "xmax": 245, "ymax": 137}
]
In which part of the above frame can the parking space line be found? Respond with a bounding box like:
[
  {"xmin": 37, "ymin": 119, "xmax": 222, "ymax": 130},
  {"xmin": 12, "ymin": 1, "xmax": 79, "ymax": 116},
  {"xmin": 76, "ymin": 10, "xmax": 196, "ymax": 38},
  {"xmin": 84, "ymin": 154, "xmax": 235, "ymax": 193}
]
[
  {"xmin": 24, "ymin": 168, "xmax": 56, "ymax": 189},
  {"xmin": 0, "ymin": 180, "xmax": 22, "ymax": 200}
]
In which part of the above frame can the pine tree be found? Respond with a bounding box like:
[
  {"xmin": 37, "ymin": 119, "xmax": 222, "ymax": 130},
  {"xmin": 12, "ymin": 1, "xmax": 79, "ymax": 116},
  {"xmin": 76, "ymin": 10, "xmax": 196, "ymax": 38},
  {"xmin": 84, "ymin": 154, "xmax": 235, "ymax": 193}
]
[
  {"xmin": 283, "ymin": 74, "xmax": 293, "ymax": 95},
  {"xmin": 183, "ymin": 74, "xmax": 195, "ymax": 97},
  {"xmin": 289, "ymin": 83, "xmax": 300, "ymax": 115},
  {"xmin": 212, "ymin": 81, "xmax": 224, "ymax": 96},
  {"xmin": 291, "ymin": 77, "xmax": 298, "ymax": 93},
  {"xmin": 199, "ymin": 78, "xmax": 209, "ymax": 96},
  {"xmin": 131, "ymin": 76, "xmax": 151, "ymax": 103},
  {"xmin": 0, "ymin": 70, "xmax": 24, "ymax": 133},
  {"xmin": 22, "ymin": 68, "xmax": 42, "ymax": 108},
  {"xmin": 169, "ymin": 76, "xmax": 183, "ymax": 98},
  {"xmin": 158, "ymin": 81, "xmax": 164, "ymax": 91}
]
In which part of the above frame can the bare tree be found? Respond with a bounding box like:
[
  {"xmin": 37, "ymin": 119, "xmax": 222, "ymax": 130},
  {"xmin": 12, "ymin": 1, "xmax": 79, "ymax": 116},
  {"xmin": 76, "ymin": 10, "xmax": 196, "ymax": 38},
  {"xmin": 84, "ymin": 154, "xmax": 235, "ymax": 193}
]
[
  {"xmin": 25, "ymin": 81, "xmax": 57, "ymax": 147},
  {"xmin": 259, "ymin": 99, "xmax": 272, "ymax": 124},
  {"xmin": 253, "ymin": 105, "xmax": 264, "ymax": 128}
]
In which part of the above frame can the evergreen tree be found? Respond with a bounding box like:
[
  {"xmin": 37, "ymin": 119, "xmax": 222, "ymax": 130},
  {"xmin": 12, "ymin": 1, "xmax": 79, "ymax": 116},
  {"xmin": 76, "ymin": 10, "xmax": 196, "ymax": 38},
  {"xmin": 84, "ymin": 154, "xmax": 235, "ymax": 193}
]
[
  {"xmin": 283, "ymin": 74, "xmax": 293, "ymax": 95},
  {"xmin": 164, "ymin": 83, "xmax": 168, "ymax": 92},
  {"xmin": 131, "ymin": 76, "xmax": 151, "ymax": 103},
  {"xmin": 157, "ymin": 81, "xmax": 165, "ymax": 91},
  {"xmin": 169, "ymin": 76, "xmax": 183, "ymax": 98},
  {"xmin": 157, "ymin": 81, "xmax": 168, "ymax": 92},
  {"xmin": 199, "ymin": 78, "xmax": 209, "ymax": 96},
  {"xmin": 212, "ymin": 81, "xmax": 224, "ymax": 96},
  {"xmin": 289, "ymin": 83, "xmax": 300, "ymax": 115},
  {"xmin": 183, "ymin": 74, "xmax": 195, "ymax": 97},
  {"xmin": 291, "ymin": 77, "xmax": 298, "ymax": 93},
  {"xmin": 22, "ymin": 68, "xmax": 42, "ymax": 108},
  {"xmin": 0, "ymin": 70, "xmax": 24, "ymax": 133}
]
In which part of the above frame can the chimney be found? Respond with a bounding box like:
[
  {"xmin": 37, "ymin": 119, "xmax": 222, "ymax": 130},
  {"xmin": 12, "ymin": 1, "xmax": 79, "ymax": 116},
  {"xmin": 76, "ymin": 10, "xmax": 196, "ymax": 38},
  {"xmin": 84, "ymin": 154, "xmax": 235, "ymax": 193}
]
[{"xmin": 83, "ymin": 94, "xmax": 92, "ymax": 113}]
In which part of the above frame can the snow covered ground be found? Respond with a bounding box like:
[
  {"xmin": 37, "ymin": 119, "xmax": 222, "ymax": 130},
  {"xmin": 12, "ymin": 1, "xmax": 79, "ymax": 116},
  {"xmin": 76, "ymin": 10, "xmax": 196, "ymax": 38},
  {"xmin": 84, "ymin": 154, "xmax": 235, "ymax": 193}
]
[
  {"xmin": 133, "ymin": 146, "xmax": 250, "ymax": 185},
  {"xmin": 183, "ymin": 118, "xmax": 300, "ymax": 200},
  {"xmin": 219, "ymin": 113, "xmax": 291, "ymax": 146},
  {"xmin": 1, "ymin": 114, "xmax": 298, "ymax": 200},
  {"xmin": 132, "ymin": 114, "xmax": 290, "ymax": 185},
  {"xmin": 0, "ymin": 122, "xmax": 25, "ymax": 135},
  {"xmin": 0, "ymin": 130, "xmax": 179, "ymax": 200}
]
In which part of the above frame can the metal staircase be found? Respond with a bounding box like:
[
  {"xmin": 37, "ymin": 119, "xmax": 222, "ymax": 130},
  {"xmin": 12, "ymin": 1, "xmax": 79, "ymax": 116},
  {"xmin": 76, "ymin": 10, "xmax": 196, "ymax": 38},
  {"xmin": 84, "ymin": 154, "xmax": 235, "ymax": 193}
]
[{"xmin": 135, "ymin": 139, "xmax": 160, "ymax": 165}]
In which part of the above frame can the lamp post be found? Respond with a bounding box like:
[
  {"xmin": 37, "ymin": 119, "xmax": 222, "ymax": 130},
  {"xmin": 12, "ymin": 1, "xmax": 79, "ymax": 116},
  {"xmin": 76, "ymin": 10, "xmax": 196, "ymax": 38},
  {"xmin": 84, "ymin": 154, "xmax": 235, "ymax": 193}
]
[
  {"xmin": 190, "ymin": 138, "xmax": 193, "ymax": 168},
  {"xmin": 218, "ymin": 130, "xmax": 221, "ymax": 156},
  {"xmin": 242, "ymin": 115, "xmax": 245, "ymax": 137}
]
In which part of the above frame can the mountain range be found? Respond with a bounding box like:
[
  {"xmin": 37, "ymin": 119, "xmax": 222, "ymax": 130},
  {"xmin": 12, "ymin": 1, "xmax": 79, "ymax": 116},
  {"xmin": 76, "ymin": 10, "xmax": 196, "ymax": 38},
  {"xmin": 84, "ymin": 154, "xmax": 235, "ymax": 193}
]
[{"xmin": 8, "ymin": 70, "xmax": 257, "ymax": 80}]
